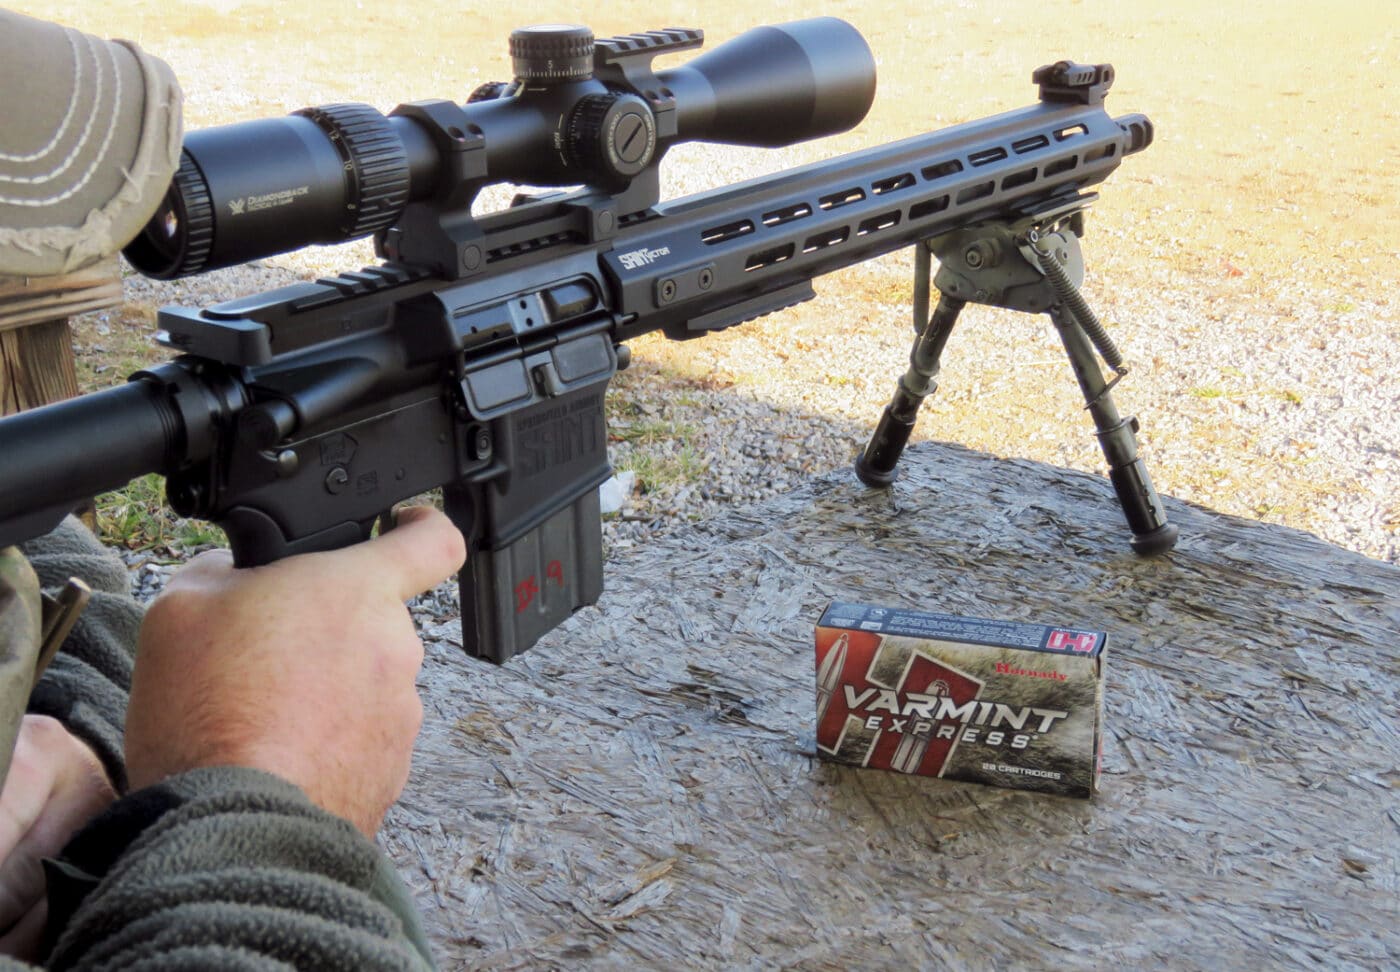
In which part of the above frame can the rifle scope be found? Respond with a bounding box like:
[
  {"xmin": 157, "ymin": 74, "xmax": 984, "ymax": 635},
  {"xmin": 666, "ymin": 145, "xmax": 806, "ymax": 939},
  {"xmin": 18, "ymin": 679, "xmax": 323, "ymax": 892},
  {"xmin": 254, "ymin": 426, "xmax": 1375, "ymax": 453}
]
[{"xmin": 124, "ymin": 18, "xmax": 877, "ymax": 280}]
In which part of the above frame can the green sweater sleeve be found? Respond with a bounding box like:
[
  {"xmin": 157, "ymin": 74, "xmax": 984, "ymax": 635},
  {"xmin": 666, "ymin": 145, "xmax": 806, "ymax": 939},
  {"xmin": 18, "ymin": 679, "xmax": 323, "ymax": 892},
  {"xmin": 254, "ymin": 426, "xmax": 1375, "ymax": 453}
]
[{"xmin": 43, "ymin": 766, "xmax": 436, "ymax": 971}]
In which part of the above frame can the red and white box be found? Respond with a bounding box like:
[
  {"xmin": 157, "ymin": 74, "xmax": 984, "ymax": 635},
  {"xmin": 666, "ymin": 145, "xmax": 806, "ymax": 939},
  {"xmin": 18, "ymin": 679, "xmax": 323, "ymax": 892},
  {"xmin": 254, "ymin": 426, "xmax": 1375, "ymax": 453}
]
[{"xmin": 815, "ymin": 601, "xmax": 1106, "ymax": 798}]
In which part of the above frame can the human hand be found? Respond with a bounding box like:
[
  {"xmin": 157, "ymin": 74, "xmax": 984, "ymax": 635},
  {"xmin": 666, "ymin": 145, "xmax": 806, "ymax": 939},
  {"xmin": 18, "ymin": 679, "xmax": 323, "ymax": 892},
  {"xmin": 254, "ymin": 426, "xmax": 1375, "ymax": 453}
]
[
  {"xmin": 125, "ymin": 506, "xmax": 465, "ymax": 837},
  {"xmin": 0, "ymin": 715, "xmax": 116, "ymax": 960}
]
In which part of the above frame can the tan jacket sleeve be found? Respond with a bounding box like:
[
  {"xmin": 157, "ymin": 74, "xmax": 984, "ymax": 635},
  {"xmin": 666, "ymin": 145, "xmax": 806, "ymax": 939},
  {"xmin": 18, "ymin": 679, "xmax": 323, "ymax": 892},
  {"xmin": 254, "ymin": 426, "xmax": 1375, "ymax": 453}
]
[
  {"xmin": 0, "ymin": 9, "xmax": 182, "ymax": 277},
  {"xmin": 0, "ymin": 547, "xmax": 42, "ymax": 784}
]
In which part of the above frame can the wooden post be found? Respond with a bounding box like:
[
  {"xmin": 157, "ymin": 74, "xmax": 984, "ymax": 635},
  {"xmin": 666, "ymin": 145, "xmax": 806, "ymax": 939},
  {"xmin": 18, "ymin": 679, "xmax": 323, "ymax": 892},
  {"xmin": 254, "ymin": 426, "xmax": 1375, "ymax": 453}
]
[
  {"xmin": 0, "ymin": 259, "xmax": 122, "ymax": 416},
  {"xmin": 1, "ymin": 259, "xmax": 125, "ymax": 529}
]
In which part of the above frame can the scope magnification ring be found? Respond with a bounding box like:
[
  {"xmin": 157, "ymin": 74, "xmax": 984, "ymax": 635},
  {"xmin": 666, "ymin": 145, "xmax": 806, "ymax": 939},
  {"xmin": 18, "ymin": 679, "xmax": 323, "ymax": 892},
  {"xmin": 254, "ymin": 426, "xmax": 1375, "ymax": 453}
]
[{"xmin": 294, "ymin": 103, "xmax": 411, "ymax": 238}]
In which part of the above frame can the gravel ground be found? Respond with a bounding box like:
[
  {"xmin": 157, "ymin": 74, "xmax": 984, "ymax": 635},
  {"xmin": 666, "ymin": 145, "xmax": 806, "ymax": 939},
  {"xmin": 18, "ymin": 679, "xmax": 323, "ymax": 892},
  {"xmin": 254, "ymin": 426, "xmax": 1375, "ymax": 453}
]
[{"xmin": 112, "ymin": 139, "xmax": 1397, "ymax": 599}]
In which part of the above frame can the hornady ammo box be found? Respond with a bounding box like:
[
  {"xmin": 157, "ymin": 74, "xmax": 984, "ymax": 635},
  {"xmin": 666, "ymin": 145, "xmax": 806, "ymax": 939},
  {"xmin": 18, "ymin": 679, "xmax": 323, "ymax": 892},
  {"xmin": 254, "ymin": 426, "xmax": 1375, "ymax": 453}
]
[{"xmin": 815, "ymin": 602, "xmax": 1106, "ymax": 798}]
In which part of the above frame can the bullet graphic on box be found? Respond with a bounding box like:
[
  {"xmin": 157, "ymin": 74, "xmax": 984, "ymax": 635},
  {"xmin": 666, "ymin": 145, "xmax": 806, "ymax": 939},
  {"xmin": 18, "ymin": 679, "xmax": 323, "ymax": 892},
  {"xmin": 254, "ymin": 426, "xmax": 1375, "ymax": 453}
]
[
  {"xmin": 890, "ymin": 728, "xmax": 928, "ymax": 775},
  {"xmin": 815, "ymin": 633, "xmax": 849, "ymax": 724},
  {"xmin": 889, "ymin": 679, "xmax": 947, "ymax": 774}
]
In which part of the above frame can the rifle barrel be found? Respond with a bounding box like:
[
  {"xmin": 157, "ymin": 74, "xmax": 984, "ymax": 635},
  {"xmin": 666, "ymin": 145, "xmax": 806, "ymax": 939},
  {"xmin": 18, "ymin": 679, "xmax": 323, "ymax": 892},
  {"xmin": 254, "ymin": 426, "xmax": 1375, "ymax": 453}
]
[{"xmin": 0, "ymin": 381, "xmax": 179, "ymax": 547}]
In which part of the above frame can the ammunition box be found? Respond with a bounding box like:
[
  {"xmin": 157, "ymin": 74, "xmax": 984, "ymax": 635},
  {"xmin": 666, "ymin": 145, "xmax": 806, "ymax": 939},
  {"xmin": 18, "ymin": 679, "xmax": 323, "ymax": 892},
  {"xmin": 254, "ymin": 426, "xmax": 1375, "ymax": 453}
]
[{"xmin": 815, "ymin": 601, "xmax": 1105, "ymax": 798}]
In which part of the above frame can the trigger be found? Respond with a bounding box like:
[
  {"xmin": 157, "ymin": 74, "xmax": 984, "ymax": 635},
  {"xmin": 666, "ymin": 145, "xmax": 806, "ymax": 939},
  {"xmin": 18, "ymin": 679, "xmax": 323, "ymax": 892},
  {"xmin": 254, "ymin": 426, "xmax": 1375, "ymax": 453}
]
[{"xmin": 374, "ymin": 509, "xmax": 399, "ymax": 538}]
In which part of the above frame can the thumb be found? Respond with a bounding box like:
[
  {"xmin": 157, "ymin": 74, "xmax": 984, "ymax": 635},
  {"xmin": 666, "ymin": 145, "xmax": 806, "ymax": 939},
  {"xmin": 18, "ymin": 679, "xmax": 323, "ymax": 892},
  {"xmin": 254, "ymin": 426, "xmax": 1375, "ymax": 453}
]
[{"xmin": 344, "ymin": 506, "xmax": 465, "ymax": 601}]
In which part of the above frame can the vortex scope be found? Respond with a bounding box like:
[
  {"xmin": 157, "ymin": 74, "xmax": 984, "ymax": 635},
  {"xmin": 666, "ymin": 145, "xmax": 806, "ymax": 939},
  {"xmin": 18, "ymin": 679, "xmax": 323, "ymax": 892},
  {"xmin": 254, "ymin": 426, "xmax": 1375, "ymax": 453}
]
[{"xmin": 124, "ymin": 19, "xmax": 877, "ymax": 280}]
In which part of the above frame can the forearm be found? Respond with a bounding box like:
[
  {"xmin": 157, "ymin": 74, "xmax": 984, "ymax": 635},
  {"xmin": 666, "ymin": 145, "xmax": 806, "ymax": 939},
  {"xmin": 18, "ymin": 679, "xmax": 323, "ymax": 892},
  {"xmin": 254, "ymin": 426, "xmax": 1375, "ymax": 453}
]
[{"xmin": 45, "ymin": 767, "xmax": 434, "ymax": 971}]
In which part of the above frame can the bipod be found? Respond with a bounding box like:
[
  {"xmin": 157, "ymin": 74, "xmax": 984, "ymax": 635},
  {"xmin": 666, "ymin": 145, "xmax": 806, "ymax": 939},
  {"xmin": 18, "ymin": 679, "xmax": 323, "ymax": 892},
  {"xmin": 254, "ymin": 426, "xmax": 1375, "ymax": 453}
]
[{"xmin": 854, "ymin": 196, "xmax": 1179, "ymax": 555}]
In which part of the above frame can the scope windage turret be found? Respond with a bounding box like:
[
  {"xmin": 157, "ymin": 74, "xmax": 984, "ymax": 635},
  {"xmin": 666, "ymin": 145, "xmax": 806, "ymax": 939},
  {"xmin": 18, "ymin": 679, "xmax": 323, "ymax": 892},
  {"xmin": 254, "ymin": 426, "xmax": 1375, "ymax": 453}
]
[{"xmin": 124, "ymin": 18, "xmax": 877, "ymax": 279}]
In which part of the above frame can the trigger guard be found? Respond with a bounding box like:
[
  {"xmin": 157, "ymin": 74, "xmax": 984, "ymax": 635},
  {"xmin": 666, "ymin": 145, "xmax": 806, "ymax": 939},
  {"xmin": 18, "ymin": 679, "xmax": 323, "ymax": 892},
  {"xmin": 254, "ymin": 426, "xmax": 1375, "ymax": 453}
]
[{"xmin": 220, "ymin": 506, "xmax": 372, "ymax": 567}]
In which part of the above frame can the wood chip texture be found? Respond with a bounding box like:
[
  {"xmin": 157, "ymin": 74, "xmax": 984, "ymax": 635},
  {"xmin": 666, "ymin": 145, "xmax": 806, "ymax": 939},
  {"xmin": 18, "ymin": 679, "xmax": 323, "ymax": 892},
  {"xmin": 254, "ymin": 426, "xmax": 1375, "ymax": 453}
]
[{"xmin": 384, "ymin": 443, "xmax": 1400, "ymax": 971}]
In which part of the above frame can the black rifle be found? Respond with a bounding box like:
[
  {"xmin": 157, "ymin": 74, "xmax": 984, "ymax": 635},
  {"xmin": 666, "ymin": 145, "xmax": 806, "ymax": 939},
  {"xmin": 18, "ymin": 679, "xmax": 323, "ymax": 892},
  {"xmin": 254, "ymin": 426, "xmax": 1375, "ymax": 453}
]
[{"xmin": 0, "ymin": 20, "xmax": 1176, "ymax": 663}]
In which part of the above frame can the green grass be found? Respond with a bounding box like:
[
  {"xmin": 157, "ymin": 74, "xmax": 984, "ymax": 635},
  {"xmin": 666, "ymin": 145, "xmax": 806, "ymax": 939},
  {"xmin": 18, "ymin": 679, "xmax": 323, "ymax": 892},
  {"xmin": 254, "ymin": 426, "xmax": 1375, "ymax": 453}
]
[
  {"xmin": 607, "ymin": 401, "xmax": 709, "ymax": 492},
  {"xmin": 96, "ymin": 474, "xmax": 226, "ymax": 556},
  {"xmin": 611, "ymin": 417, "xmax": 700, "ymax": 446},
  {"xmin": 616, "ymin": 445, "xmax": 709, "ymax": 494},
  {"xmin": 68, "ymin": 307, "xmax": 195, "ymax": 550}
]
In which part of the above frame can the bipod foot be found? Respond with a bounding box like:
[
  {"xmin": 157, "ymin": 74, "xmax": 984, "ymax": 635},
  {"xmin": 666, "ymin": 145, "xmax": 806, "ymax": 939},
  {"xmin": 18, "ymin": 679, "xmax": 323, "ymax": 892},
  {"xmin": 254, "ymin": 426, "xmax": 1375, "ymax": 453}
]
[
  {"xmin": 1131, "ymin": 522, "xmax": 1179, "ymax": 556},
  {"xmin": 854, "ymin": 447, "xmax": 901, "ymax": 488}
]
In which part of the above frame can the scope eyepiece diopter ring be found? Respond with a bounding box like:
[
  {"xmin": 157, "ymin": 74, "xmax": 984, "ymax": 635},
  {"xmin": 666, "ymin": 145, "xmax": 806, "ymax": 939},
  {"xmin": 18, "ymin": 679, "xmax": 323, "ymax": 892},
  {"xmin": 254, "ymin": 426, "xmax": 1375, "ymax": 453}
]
[{"xmin": 293, "ymin": 103, "xmax": 411, "ymax": 239}]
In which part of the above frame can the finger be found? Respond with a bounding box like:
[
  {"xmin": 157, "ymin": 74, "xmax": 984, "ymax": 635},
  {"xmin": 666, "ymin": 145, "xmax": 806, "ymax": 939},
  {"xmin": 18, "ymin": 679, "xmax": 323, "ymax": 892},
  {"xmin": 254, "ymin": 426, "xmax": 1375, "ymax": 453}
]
[
  {"xmin": 0, "ymin": 898, "xmax": 47, "ymax": 963},
  {"xmin": 0, "ymin": 776, "xmax": 39, "ymax": 869},
  {"xmin": 0, "ymin": 723, "xmax": 55, "ymax": 878},
  {"xmin": 0, "ymin": 841, "xmax": 45, "ymax": 938},
  {"xmin": 344, "ymin": 506, "xmax": 466, "ymax": 601},
  {"xmin": 0, "ymin": 777, "xmax": 45, "ymax": 933},
  {"xmin": 160, "ymin": 548, "xmax": 235, "ymax": 592},
  {"xmin": 0, "ymin": 719, "xmax": 114, "ymax": 932}
]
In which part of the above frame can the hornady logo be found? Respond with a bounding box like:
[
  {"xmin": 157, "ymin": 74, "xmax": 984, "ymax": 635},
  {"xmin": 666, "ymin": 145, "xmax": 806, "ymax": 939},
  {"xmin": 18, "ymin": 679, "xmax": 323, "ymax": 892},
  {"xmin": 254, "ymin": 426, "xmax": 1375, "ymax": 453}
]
[
  {"xmin": 995, "ymin": 662, "xmax": 1067, "ymax": 682},
  {"xmin": 1046, "ymin": 629, "xmax": 1098, "ymax": 653},
  {"xmin": 618, "ymin": 246, "xmax": 670, "ymax": 270}
]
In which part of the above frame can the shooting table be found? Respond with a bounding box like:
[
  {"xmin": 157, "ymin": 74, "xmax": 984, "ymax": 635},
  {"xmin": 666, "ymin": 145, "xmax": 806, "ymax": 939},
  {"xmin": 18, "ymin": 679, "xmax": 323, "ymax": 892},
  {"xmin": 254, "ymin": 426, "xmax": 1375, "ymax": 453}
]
[{"xmin": 388, "ymin": 442, "xmax": 1398, "ymax": 969}]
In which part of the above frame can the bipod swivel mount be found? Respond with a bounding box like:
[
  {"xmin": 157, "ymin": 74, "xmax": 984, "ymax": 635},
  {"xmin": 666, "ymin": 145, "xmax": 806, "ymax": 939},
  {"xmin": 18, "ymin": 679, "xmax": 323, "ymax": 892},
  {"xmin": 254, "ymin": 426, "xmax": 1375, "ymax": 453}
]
[{"xmin": 855, "ymin": 196, "xmax": 1179, "ymax": 555}]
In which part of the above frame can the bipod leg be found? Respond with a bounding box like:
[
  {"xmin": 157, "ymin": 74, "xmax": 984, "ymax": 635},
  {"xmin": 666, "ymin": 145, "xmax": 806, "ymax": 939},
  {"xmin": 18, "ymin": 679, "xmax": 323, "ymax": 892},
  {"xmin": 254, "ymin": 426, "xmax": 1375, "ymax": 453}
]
[
  {"xmin": 856, "ymin": 244, "xmax": 966, "ymax": 487},
  {"xmin": 1048, "ymin": 305, "xmax": 1178, "ymax": 554}
]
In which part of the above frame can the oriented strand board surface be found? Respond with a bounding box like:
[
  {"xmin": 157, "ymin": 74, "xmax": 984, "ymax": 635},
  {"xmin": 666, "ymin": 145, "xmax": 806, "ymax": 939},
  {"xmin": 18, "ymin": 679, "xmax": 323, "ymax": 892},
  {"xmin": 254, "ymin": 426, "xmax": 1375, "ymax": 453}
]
[{"xmin": 386, "ymin": 443, "xmax": 1399, "ymax": 970}]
